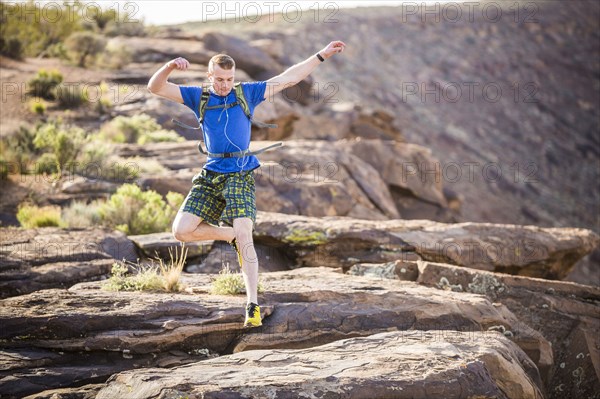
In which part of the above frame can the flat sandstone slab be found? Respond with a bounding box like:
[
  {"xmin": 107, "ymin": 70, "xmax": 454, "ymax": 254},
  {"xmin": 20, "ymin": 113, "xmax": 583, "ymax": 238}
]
[{"xmin": 96, "ymin": 330, "xmax": 543, "ymax": 399}]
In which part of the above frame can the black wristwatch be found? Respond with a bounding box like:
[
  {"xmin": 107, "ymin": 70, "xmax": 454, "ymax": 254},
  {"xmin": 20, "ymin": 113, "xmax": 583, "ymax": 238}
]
[{"xmin": 316, "ymin": 53, "xmax": 325, "ymax": 62}]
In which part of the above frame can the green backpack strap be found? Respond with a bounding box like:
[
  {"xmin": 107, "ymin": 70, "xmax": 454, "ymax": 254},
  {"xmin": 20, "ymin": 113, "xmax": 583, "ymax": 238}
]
[
  {"xmin": 233, "ymin": 82, "xmax": 251, "ymax": 119},
  {"xmin": 234, "ymin": 82, "xmax": 277, "ymax": 128},
  {"xmin": 194, "ymin": 83, "xmax": 277, "ymax": 128},
  {"xmin": 198, "ymin": 87, "xmax": 211, "ymax": 123}
]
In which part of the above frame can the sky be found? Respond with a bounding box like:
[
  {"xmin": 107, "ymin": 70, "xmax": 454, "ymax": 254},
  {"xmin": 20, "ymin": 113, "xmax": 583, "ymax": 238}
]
[
  {"xmin": 12, "ymin": 1, "xmax": 454, "ymax": 26},
  {"xmin": 135, "ymin": 1, "xmax": 408, "ymax": 25}
]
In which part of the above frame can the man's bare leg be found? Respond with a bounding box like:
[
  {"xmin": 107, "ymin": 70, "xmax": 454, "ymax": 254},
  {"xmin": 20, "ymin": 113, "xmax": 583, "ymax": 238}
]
[
  {"xmin": 172, "ymin": 211, "xmax": 235, "ymax": 242},
  {"xmin": 233, "ymin": 217, "xmax": 258, "ymax": 305}
]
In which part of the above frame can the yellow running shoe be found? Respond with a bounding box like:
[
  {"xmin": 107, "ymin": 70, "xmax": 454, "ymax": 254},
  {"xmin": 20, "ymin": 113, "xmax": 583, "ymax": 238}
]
[
  {"xmin": 230, "ymin": 238, "xmax": 243, "ymax": 269},
  {"xmin": 244, "ymin": 302, "xmax": 262, "ymax": 327}
]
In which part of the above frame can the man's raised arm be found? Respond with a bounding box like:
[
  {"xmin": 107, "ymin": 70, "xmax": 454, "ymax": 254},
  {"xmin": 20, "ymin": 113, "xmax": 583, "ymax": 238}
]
[
  {"xmin": 266, "ymin": 40, "xmax": 346, "ymax": 99},
  {"xmin": 147, "ymin": 57, "xmax": 190, "ymax": 104}
]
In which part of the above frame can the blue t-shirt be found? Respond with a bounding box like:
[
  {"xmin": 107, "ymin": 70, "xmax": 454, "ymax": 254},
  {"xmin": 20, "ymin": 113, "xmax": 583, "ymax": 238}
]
[{"xmin": 179, "ymin": 81, "xmax": 267, "ymax": 173}]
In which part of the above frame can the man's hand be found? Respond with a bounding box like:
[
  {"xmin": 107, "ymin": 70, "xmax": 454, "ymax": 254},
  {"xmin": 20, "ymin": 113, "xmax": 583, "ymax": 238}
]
[
  {"xmin": 167, "ymin": 57, "xmax": 190, "ymax": 70},
  {"xmin": 318, "ymin": 41, "xmax": 347, "ymax": 60},
  {"xmin": 148, "ymin": 57, "xmax": 188, "ymax": 103}
]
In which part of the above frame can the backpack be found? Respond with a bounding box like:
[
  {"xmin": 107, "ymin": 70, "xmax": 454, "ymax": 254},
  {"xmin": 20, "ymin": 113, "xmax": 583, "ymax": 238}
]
[{"xmin": 172, "ymin": 82, "xmax": 282, "ymax": 158}]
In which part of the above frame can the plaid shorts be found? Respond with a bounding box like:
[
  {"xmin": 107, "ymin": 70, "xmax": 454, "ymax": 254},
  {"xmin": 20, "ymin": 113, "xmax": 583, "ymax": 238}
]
[{"xmin": 181, "ymin": 168, "xmax": 256, "ymax": 227}]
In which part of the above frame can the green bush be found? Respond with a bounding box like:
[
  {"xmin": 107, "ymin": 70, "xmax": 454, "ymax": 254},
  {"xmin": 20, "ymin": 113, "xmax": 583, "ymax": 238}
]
[
  {"xmin": 75, "ymin": 142, "xmax": 165, "ymax": 183},
  {"xmin": 0, "ymin": 125, "xmax": 40, "ymax": 174},
  {"xmin": 65, "ymin": 31, "xmax": 106, "ymax": 67},
  {"xmin": 104, "ymin": 18, "xmax": 146, "ymax": 37},
  {"xmin": 17, "ymin": 204, "xmax": 63, "ymax": 228},
  {"xmin": 103, "ymin": 261, "xmax": 163, "ymax": 292},
  {"xmin": 99, "ymin": 184, "xmax": 183, "ymax": 235},
  {"xmin": 29, "ymin": 98, "xmax": 47, "ymax": 115},
  {"xmin": 137, "ymin": 129, "xmax": 184, "ymax": 145},
  {"xmin": 121, "ymin": 156, "xmax": 167, "ymax": 175},
  {"xmin": 99, "ymin": 114, "xmax": 182, "ymax": 144},
  {"xmin": 76, "ymin": 141, "xmax": 109, "ymax": 171},
  {"xmin": 89, "ymin": 7, "xmax": 116, "ymax": 31},
  {"xmin": 103, "ymin": 246, "xmax": 187, "ymax": 292},
  {"xmin": 28, "ymin": 70, "xmax": 63, "ymax": 100},
  {"xmin": 54, "ymin": 84, "xmax": 89, "ymax": 108},
  {"xmin": 0, "ymin": 36, "xmax": 23, "ymax": 59},
  {"xmin": 96, "ymin": 44, "xmax": 132, "ymax": 70},
  {"xmin": 211, "ymin": 265, "xmax": 264, "ymax": 295},
  {"xmin": 34, "ymin": 153, "xmax": 59, "ymax": 175},
  {"xmin": 45, "ymin": 42, "xmax": 69, "ymax": 60},
  {"xmin": 1, "ymin": 2, "xmax": 84, "ymax": 58},
  {"xmin": 109, "ymin": 160, "xmax": 139, "ymax": 182},
  {"xmin": 94, "ymin": 97, "xmax": 112, "ymax": 115},
  {"xmin": 62, "ymin": 200, "xmax": 102, "ymax": 228},
  {"xmin": 33, "ymin": 121, "xmax": 85, "ymax": 174},
  {"xmin": 0, "ymin": 154, "xmax": 9, "ymax": 182}
]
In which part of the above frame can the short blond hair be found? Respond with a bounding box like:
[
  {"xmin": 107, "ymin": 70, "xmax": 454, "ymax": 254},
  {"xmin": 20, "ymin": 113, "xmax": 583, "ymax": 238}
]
[{"xmin": 208, "ymin": 54, "xmax": 235, "ymax": 72}]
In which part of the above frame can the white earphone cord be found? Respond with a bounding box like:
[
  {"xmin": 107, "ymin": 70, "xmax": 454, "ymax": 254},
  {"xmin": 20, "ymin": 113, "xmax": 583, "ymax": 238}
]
[{"xmin": 219, "ymin": 94, "xmax": 248, "ymax": 172}]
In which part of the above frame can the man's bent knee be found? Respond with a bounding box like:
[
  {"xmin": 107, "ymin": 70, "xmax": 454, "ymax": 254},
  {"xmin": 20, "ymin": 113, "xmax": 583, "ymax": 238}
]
[
  {"xmin": 233, "ymin": 218, "xmax": 253, "ymax": 243},
  {"xmin": 172, "ymin": 212, "xmax": 202, "ymax": 242}
]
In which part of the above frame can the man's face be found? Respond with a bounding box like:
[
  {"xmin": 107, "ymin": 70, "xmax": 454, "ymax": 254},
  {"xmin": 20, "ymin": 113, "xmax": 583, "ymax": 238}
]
[{"xmin": 208, "ymin": 64, "xmax": 235, "ymax": 96}]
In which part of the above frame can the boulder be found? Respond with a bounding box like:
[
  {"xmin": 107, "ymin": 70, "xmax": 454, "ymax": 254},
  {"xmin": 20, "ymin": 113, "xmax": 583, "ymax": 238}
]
[
  {"xmin": 346, "ymin": 138, "xmax": 448, "ymax": 207},
  {"xmin": 23, "ymin": 384, "xmax": 104, "ymax": 399},
  {"xmin": 416, "ymin": 260, "xmax": 600, "ymax": 398},
  {"xmin": 108, "ymin": 36, "xmax": 213, "ymax": 65},
  {"xmin": 252, "ymin": 212, "xmax": 600, "ymax": 279},
  {"xmin": 201, "ymin": 32, "xmax": 280, "ymax": 81},
  {"xmin": 61, "ymin": 175, "xmax": 119, "ymax": 195},
  {"xmin": 115, "ymin": 142, "xmax": 201, "ymax": 171},
  {"xmin": 0, "ymin": 267, "xmax": 549, "ymax": 398},
  {"xmin": 96, "ymin": 330, "xmax": 543, "ymax": 399},
  {"xmin": 0, "ymin": 227, "xmax": 138, "ymax": 298},
  {"xmin": 136, "ymin": 170, "xmax": 196, "ymax": 196},
  {"xmin": 191, "ymin": 241, "xmax": 292, "ymax": 274},
  {"xmin": 566, "ymin": 247, "xmax": 600, "ymax": 286},
  {"xmin": 128, "ymin": 232, "xmax": 213, "ymax": 261},
  {"xmin": 113, "ymin": 140, "xmax": 456, "ymax": 222}
]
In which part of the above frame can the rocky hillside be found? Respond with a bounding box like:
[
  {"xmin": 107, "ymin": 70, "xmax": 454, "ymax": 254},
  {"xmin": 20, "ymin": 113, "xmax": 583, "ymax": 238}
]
[{"xmin": 1, "ymin": 1, "xmax": 599, "ymax": 398}]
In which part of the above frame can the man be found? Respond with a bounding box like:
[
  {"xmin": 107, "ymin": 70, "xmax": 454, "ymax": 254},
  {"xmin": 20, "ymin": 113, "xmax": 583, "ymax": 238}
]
[{"xmin": 147, "ymin": 40, "xmax": 346, "ymax": 327}]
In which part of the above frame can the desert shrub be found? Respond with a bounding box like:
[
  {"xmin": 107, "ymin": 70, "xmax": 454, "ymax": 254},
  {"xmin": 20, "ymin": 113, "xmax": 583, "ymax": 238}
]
[
  {"xmin": 137, "ymin": 129, "xmax": 184, "ymax": 145},
  {"xmin": 0, "ymin": 36, "xmax": 23, "ymax": 59},
  {"xmin": 109, "ymin": 161, "xmax": 139, "ymax": 182},
  {"xmin": 0, "ymin": 154, "xmax": 9, "ymax": 181},
  {"xmin": 33, "ymin": 121, "xmax": 85, "ymax": 174},
  {"xmin": 17, "ymin": 204, "xmax": 63, "ymax": 228},
  {"xmin": 89, "ymin": 7, "xmax": 116, "ymax": 31},
  {"xmin": 0, "ymin": 2, "xmax": 83, "ymax": 58},
  {"xmin": 75, "ymin": 141, "xmax": 153, "ymax": 183},
  {"xmin": 104, "ymin": 18, "xmax": 146, "ymax": 37},
  {"xmin": 87, "ymin": 81, "xmax": 113, "ymax": 114},
  {"xmin": 103, "ymin": 261, "xmax": 163, "ymax": 292},
  {"xmin": 54, "ymin": 84, "xmax": 89, "ymax": 108},
  {"xmin": 96, "ymin": 44, "xmax": 132, "ymax": 70},
  {"xmin": 45, "ymin": 42, "xmax": 69, "ymax": 60},
  {"xmin": 121, "ymin": 156, "xmax": 167, "ymax": 174},
  {"xmin": 210, "ymin": 266, "xmax": 264, "ymax": 296},
  {"xmin": 64, "ymin": 31, "xmax": 106, "ymax": 67},
  {"xmin": 62, "ymin": 200, "xmax": 102, "ymax": 228},
  {"xmin": 103, "ymin": 246, "xmax": 187, "ymax": 292},
  {"xmin": 27, "ymin": 69, "xmax": 63, "ymax": 100},
  {"xmin": 29, "ymin": 98, "xmax": 47, "ymax": 115},
  {"xmin": 34, "ymin": 153, "xmax": 59, "ymax": 175},
  {"xmin": 98, "ymin": 184, "xmax": 183, "ymax": 235},
  {"xmin": 0, "ymin": 125, "xmax": 41, "ymax": 174},
  {"xmin": 99, "ymin": 114, "xmax": 182, "ymax": 144},
  {"xmin": 94, "ymin": 97, "xmax": 113, "ymax": 115}
]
